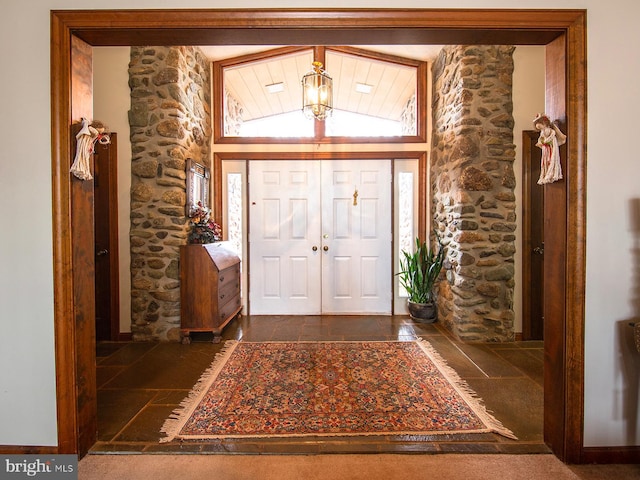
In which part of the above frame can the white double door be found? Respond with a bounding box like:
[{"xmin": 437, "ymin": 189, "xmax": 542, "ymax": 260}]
[{"xmin": 249, "ymin": 159, "xmax": 392, "ymax": 315}]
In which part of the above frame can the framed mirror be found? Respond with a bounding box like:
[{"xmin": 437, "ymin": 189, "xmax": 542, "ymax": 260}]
[{"xmin": 186, "ymin": 158, "xmax": 210, "ymax": 217}]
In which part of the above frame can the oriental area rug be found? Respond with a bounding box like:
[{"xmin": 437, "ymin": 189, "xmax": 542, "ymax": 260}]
[{"xmin": 160, "ymin": 340, "xmax": 516, "ymax": 443}]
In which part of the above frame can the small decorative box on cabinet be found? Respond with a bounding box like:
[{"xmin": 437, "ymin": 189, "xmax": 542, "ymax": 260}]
[{"xmin": 180, "ymin": 242, "xmax": 241, "ymax": 344}]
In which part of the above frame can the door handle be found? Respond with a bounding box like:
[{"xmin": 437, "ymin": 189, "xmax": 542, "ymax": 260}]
[
  {"xmin": 533, "ymin": 246, "xmax": 544, "ymax": 255},
  {"xmin": 96, "ymin": 249, "xmax": 109, "ymax": 257},
  {"xmin": 312, "ymin": 246, "xmax": 318, "ymax": 251},
  {"xmin": 323, "ymin": 245, "xmax": 329, "ymax": 252}
]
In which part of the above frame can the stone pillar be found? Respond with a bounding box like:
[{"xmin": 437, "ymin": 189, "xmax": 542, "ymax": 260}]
[
  {"xmin": 128, "ymin": 46, "xmax": 212, "ymax": 341},
  {"xmin": 431, "ymin": 45, "xmax": 516, "ymax": 342}
]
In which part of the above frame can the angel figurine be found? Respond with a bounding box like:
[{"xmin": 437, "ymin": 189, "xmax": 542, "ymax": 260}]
[
  {"xmin": 70, "ymin": 118, "xmax": 110, "ymax": 180},
  {"xmin": 533, "ymin": 113, "xmax": 567, "ymax": 185}
]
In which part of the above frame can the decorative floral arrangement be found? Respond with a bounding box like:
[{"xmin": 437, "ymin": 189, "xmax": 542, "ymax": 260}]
[{"xmin": 188, "ymin": 202, "xmax": 222, "ymax": 244}]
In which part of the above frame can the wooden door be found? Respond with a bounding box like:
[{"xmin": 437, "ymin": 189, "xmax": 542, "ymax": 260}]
[
  {"xmin": 69, "ymin": 35, "xmax": 98, "ymax": 457},
  {"xmin": 93, "ymin": 133, "xmax": 119, "ymax": 341},
  {"xmin": 522, "ymin": 130, "xmax": 545, "ymax": 340},
  {"xmin": 321, "ymin": 159, "xmax": 392, "ymax": 314}
]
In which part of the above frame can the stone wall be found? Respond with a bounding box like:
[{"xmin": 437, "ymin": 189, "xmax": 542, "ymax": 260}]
[
  {"xmin": 128, "ymin": 46, "xmax": 212, "ymax": 341},
  {"xmin": 224, "ymin": 90, "xmax": 243, "ymax": 136},
  {"xmin": 401, "ymin": 93, "xmax": 417, "ymax": 135},
  {"xmin": 431, "ymin": 45, "xmax": 516, "ymax": 342}
]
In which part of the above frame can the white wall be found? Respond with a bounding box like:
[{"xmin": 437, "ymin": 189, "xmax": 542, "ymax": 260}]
[
  {"xmin": 582, "ymin": 1, "xmax": 640, "ymax": 447},
  {"xmin": 0, "ymin": 1, "xmax": 59, "ymax": 446},
  {"xmin": 1, "ymin": 0, "xmax": 639, "ymax": 449},
  {"xmin": 93, "ymin": 47, "xmax": 132, "ymax": 335}
]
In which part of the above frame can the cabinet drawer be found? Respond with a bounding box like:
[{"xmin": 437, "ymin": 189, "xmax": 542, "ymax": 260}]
[
  {"xmin": 218, "ymin": 294, "xmax": 241, "ymax": 321},
  {"xmin": 218, "ymin": 279, "xmax": 240, "ymax": 304},
  {"xmin": 218, "ymin": 264, "xmax": 239, "ymax": 289}
]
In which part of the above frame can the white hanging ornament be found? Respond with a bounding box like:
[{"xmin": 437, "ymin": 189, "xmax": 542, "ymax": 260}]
[
  {"xmin": 70, "ymin": 118, "xmax": 110, "ymax": 181},
  {"xmin": 533, "ymin": 113, "xmax": 567, "ymax": 185}
]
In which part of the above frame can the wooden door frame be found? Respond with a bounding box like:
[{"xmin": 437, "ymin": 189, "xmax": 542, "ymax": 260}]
[
  {"xmin": 50, "ymin": 8, "xmax": 587, "ymax": 462},
  {"xmin": 218, "ymin": 151, "xmax": 426, "ymax": 319}
]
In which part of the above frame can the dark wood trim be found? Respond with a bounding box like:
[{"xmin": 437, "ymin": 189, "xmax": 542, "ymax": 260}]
[
  {"xmin": 214, "ymin": 150, "xmax": 428, "ymax": 161},
  {"xmin": 564, "ymin": 12, "xmax": 588, "ymax": 464},
  {"xmin": 117, "ymin": 332, "xmax": 133, "ymax": 342},
  {"xmin": 582, "ymin": 447, "xmax": 640, "ymax": 464},
  {"xmin": 332, "ymin": 45, "xmax": 424, "ymax": 67},
  {"xmin": 70, "ymin": 35, "xmax": 98, "ymax": 459},
  {"xmin": 215, "ymin": 45, "xmax": 311, "ymax": 69},
  {"xmin": 0, "ymin": 446, "xmax": 59, "ymax": 455},
  {"xmin": 54, "ymin": 8, "xmax": 577, "ymax": 46},
  {"xmin": 543, "ymin": 32, "xmax": 570, "ymax": 463},
  {"xmin": 50, "ymin": 11, "xmax": 78, "ymax": 456},
  {"xmin": 541, "ymin": 11, "xmax": 587, "ymax": 464},
  {"xmin": 49, "ymin": 8, "xmax": 587, "ymax": 461}
]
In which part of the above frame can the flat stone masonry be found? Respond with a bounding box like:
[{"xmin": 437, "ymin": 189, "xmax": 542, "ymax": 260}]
[
  {"xmin": 128, "ymin": 46, "xmax": 211, "ymax": 341},
  {"xmin": 431, "ymin": 45, "xmax": 516, "ymax": 342}
]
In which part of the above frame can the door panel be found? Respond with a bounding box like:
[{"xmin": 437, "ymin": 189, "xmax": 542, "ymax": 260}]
[
  {"xmin": 249, "ymin": 161, "xmax": 322, "ymax": 314},
  {"xmin": 321, "ymin": 160, "xmax": 392, "ymax": 313}
]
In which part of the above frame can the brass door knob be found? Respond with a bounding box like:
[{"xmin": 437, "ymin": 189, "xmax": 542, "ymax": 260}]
[
  {"xmin": 323, "ymin": 245, "xmax": 329, "ymax": 252},
  {"xmin": 312, "ymin": 246, "xmax": 318, "ymax": 251}
]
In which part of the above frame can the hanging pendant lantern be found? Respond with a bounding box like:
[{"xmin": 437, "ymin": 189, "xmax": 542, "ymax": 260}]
[{"xmin": 302, "ymin": 61, "xmax": 333, "ymax": 120}]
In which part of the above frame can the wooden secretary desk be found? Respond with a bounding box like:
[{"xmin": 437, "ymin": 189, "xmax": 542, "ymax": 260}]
[{"xmin": 179, "ymin": 242, "xmax": 242, "ymax": 343}]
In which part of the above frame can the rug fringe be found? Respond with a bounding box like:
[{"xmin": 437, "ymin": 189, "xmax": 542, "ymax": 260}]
[
  {"xmin": 415, "ymin": 338, "xmax": 518, "ymax": 440},
  {"xmin": 159, "ymin": 340, "xmax": 240, "ymax": 443}
]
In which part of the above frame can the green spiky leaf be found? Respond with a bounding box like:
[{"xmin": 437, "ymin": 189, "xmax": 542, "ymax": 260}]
[{"xmin": 397, "ymin": 233, "xmax": 446, "ymax": 304}]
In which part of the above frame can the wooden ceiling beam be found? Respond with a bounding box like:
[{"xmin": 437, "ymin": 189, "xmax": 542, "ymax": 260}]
[{"xmin": 56, "ymin": 8, "xmax": 571, "ymax": 47}]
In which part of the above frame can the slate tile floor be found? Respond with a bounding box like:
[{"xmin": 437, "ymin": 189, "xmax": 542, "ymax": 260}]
[{"xmin": 92, "ymin": 315, "xmax": 548, "ymax": 454}]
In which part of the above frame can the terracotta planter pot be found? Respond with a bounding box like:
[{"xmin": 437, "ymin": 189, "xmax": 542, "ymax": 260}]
[{"xmin": 408, "ymin": 301, "xmax": 437, "ymax": 323}]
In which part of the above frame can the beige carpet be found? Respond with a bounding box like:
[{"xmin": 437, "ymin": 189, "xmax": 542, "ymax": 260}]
[{"xmin": 78, "ymin": 454, "xmax": 640, "ymax": 480}]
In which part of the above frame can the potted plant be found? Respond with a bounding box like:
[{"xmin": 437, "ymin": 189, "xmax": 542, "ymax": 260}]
[{"xmin": 398, "ymin": 234, "xmax": 446, "ymax": 323}]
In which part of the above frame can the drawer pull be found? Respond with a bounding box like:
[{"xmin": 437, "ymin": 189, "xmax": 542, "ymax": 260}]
[{"xmin": 219, "ymin": 276, "xmax": 224, "ymax": 282}]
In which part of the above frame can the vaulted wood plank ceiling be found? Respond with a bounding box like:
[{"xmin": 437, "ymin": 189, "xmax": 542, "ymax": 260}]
[{"xmin": 202, "ymin": 45, "xmax": 440, "ymax": 123}]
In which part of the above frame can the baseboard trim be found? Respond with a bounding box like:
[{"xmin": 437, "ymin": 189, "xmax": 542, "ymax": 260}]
[
  {"xmin": 582, "ymin": 446, "xmax": 640, "ymax": 464},
  {"xmin": 117, "ymin": 332, "xmax": 132, "ymax": 341},
  {"xmin": 0, "ymin": 445, "xmax": 59, "ymax": 454}
]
